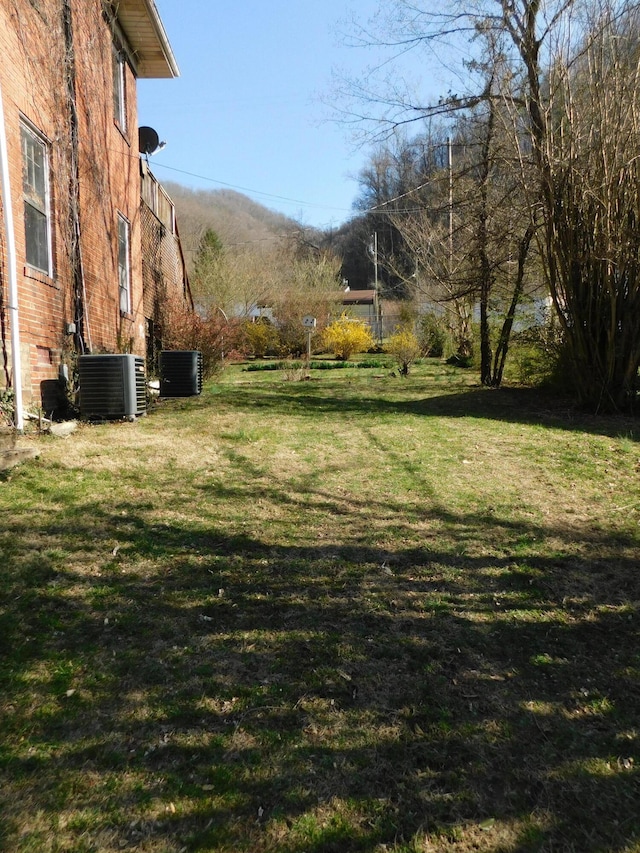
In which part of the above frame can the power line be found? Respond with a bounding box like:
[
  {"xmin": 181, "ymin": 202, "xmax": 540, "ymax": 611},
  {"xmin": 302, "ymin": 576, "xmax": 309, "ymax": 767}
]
[
  {"xmin": 147, "ymin": 159, "xmax": 354, "ymax": 213},
  {"xmin": 122, "ymin": 145, "xmax": 453, "ymax": 224}
]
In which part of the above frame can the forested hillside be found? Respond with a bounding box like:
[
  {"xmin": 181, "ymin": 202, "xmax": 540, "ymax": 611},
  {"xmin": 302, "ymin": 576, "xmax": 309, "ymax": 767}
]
[{"xmin": 164, "ymin": 182, "xmax": 310, "ymax": 272}]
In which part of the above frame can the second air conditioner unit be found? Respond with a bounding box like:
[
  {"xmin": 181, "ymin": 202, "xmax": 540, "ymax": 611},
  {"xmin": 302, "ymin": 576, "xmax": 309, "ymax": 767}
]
[{"xmin": 159, "ymin": 350, "xmax": 203, "ymax": 397}]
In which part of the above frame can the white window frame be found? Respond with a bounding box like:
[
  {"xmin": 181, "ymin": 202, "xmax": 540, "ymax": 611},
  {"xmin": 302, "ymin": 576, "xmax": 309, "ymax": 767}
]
[
  {"xmin": 20, "ymin": 119, "xmax": 52, "ymax": 275},
  {"xmin": 117, "ymin": 213, "xmax": 131, "ymax": 315},
  {"xmin": 112, "ymin": 42, "xmax": 127, "ymax": 131}
]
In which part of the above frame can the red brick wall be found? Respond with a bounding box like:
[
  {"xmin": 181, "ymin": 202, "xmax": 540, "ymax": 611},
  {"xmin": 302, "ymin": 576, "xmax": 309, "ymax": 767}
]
[
  {"xmin": 141, "ymin": 205, "xmax": 189, "ymax": 324},
  {"xmin": 0, "ymin": 0, "xmax": 145, "ymax": 406},
  {"xmin": 140, "ymin": 165, "xmax": 192, "ymax": 370}
]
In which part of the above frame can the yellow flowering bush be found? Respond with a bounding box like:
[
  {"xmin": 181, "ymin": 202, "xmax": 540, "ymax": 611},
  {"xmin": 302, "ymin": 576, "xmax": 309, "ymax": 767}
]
[
  {"xmin": 321, "ymin": 314, "xmax": 375, "ymax": 360},
  {"xmin": 386, "ymin": 328, "xmax": 422, "ymax": 375}
]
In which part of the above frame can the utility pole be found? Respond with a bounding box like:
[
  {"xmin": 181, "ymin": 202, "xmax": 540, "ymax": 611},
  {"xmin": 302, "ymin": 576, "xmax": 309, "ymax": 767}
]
[
  {"xmin": 448, "ymin": 137, "xmax": 453, "ymax": 282},
  {"xmin": 373, "ymin": 230, "xmax": 379, "ymax": 294},
  {"xmin": 371, "ymin": 231, "xmax": 383, "ymax": 343}
]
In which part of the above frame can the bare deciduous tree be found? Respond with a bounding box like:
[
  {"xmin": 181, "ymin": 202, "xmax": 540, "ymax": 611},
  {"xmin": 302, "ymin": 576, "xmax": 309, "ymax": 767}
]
[{"xmin": 339, "ymin": 0, "xmax": 640, "ymax": 409}]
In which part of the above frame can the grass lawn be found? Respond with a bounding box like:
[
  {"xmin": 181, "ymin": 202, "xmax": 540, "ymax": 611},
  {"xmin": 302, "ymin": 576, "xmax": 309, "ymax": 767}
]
[{"xmin": 1, "ymin": 360, "xmax": 639, "ymax": 852}]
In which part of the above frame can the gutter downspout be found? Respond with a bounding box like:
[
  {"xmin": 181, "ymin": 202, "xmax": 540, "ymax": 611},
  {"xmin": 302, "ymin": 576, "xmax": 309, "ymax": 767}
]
[{"xmin": 0, "ymin": 80, "xmax": 24, "ymax": 432}]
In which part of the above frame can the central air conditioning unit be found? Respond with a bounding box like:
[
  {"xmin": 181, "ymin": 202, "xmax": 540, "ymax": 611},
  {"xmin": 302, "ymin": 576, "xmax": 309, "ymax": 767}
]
[
  {"xmin": 159, "ymin": 350, "xmax": 203, "ymax": 397},
  {"xmin": 78, "ymin": 354, "xmax": 146, "ymax": 420}
]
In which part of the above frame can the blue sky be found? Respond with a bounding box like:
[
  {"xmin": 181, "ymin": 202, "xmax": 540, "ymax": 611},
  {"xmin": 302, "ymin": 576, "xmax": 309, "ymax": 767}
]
[{"xmin": 137, "ymin": 1, "xmax": 445, "ymax": 230}]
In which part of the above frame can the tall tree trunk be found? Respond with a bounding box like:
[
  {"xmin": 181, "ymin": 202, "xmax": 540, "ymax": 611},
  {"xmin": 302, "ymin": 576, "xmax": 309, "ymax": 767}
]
[
  {"xmin": 477, "ymin": 94, "xmax": 496, "ymax": 385},
  {"xmin": 491, "ymin": 221, "xmax": 536, "ymax": 386}
]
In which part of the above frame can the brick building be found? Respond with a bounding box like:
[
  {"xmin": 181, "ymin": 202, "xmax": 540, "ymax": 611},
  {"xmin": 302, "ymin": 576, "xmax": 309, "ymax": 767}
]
[
  {"xmin": 0, "ymin": 0, "xmax": 188, "ymax": 418},
  {"xmin": 140, "ymin": 162, "xmax": 192, "ymax": 373}
]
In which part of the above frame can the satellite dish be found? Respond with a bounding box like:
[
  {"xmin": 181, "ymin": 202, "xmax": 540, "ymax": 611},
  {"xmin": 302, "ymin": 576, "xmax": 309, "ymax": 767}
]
[{"xmin": 138, "ymin": 126, "xmax": 160, "ymax": 156}]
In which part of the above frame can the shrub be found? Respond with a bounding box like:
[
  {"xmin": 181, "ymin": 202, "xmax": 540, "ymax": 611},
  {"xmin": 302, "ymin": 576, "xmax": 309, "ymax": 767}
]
[
  {"xmin": 446, "ymin": 352, "xmax": 474, "ymax": 368},
  {"xmin": 244, "ymin": 359, "xmax": 389, "ymax": 372},
  {"xmin": 241, "ymin": 318, "xmax": 280, "ymax": 358},
  {"xmin": 386, "ymin": 328, "xmax": 422, "ymax": 375},
  {"xmin": 417, "ymin": 312, "xmax": 447, "ymax": 358},
  {"xmin": 161, "ymin": 295, "xmax": 234, "ymax": 379},
  {"xmin": 0, "ymin": 388, "xmax": 15, "ymax": 427},
  {"xmin": 321, "ymin": 315, "xmax": 375, "ymax": 361},
  {"xmin": 509, "ymin": 319, "xmax": 571, "ymax": 389},
  {"xmin": 281, "ymin": 363, "xmax": 308, "ymax": 382},
  {"xmin": 274, "ymin": 315, "xmax": 310, "ymax": 358}
]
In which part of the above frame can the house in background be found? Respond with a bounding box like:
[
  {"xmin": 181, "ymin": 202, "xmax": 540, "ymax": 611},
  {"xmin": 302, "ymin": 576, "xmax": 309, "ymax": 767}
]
[
  {"xmin": 0, "ymin": 0, "xmax": 189, "ymax": 421},
  {"xmin": 342, "ymin": 287, "xmax": 383, "ymax": 341}
]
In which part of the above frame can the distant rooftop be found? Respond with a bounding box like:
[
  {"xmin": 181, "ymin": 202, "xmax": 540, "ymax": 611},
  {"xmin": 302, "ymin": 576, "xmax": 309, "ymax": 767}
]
[{"xmin": 342, "ymin": 289, "xmax": 377, "ymax": 304}]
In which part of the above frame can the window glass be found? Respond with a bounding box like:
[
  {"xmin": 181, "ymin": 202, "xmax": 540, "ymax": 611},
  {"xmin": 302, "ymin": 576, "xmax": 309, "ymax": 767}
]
[
  {"xmin": 24, "ymin": 204, "xmax": 49, "ymax": 272},
  {"xmin": 21, "ymin": 123, "xmax": 51, "ymax": 273},
  {"xmin": 112, "ymin": 43, "xmax": 126, "ymax": 130},
  {"xmin": 118, "ymin": 214, "xmax": 131, "ymax": 314}
]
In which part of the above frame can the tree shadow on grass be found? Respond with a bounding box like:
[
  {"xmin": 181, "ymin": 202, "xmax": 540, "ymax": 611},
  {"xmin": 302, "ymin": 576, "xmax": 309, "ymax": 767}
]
[
  {"xmin": 1, "ymin": 477, "xmax": 639, "ymax": 851},
  {"xmin": 214, "ymin": 382, "xmax": 639, "ymax": 441}
]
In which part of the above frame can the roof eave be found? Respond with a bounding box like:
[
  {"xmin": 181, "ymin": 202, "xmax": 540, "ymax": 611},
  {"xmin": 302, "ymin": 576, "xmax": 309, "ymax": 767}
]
[{"xmin": 113, "ymin": 0, "xmax": 179, "ymax": 79}]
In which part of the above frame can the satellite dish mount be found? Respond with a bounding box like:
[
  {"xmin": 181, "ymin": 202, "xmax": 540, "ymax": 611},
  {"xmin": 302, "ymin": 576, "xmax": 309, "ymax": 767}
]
[{"xmin": 138, "ymin": 126, "xmax": 165, "ymax": 158}]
